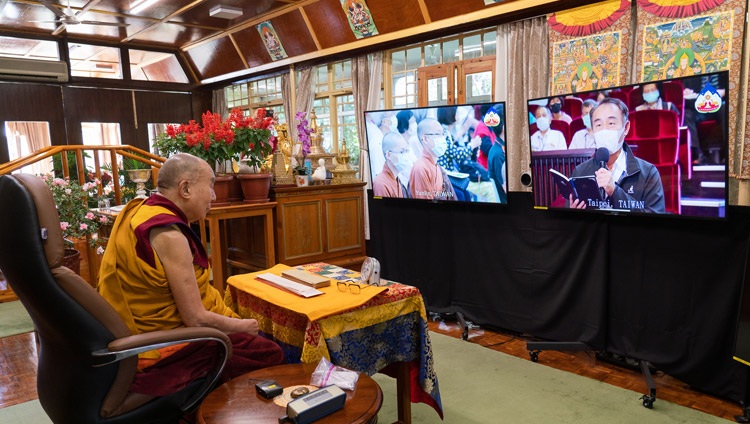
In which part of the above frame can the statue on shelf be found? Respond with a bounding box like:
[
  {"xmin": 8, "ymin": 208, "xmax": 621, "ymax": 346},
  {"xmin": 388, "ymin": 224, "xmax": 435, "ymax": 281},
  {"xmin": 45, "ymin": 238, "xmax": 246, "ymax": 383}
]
[
  {"xmin": 312, "ymin": 158, "xmax": 327, "ymax": 184},
  {"xmin": 331, "ymin": 138, "xmax": 359, "ymax": 184}
]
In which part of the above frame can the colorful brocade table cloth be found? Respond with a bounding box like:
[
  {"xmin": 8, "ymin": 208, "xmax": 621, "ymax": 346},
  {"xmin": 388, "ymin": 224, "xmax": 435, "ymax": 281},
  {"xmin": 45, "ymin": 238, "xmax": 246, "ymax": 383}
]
[{"xmin": 225, "ymin": 262, "xmax": 443, "ymax": 419}]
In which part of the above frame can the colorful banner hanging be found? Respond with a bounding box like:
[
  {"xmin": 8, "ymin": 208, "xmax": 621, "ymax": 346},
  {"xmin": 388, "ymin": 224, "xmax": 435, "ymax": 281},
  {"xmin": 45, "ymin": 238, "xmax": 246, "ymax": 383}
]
[
  {"xmin": 341, "ymin": 0, "xmax": 379, "ymax": 38},
  {"xmin": 637, "ymin": 0, "xmax": 727, "ymax": 18},
  {"xmin": 257, "ymin": 21, "xmax": 287, "ymax": 61},
  {"xmin": 550, "ymin": 32, "xmax": 622, "ymax": 94},
  {"xmin": 548, "ymin": 0, "xmax": 630, "ymax": 37},
  {"xmin": 640, "ymin": 11, "xmax": 733, "ymax": 81}
]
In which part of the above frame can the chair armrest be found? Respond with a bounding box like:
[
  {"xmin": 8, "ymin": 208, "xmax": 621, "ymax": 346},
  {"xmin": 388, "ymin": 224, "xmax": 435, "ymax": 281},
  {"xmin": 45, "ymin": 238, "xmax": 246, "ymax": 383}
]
[
  {"xmin": 92, "ymin": 327, "xmax": 231, "ymax": 366},
  {"xmin": 92, "ymin": 327, "xmax": 233, "ymax": 413}
]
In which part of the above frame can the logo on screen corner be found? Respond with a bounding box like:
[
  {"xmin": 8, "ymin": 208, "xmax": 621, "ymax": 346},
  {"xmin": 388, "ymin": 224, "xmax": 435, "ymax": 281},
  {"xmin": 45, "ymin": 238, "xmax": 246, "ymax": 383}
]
[
  {"xmin": 627, "ymin": 185, "xmax": 634, "ymax": 194},
  {"xmin": 695, "ymin": 83, "xmax": 721, "ymax": 114}
]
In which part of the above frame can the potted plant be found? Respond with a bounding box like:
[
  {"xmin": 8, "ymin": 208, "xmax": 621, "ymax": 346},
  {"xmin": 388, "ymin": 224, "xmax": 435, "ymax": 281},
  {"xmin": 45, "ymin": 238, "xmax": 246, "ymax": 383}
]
[
  {"xmin": 232, "ymin": 108, "xmax": 276, "ymax": 203},
  {"xmin": 154, "ymin": 110, "xmax": 238, "ymax": 205},
  {"xmin": 42, "ymin": 175, "xmax": 111, "ymax": 274}
]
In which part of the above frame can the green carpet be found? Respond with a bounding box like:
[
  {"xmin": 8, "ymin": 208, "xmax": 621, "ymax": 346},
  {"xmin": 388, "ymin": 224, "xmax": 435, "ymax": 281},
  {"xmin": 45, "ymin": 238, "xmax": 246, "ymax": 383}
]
[
  {"xmin": 373, "ymin": 332, "xmax": 730, "ymax": 423},
  {"xmin": 0, "ymin": 328, "xmax": 731, "ymax": 423},
  {"xmin": 0, "ymin": 301, "xmax": 34, "ymax": 338}
]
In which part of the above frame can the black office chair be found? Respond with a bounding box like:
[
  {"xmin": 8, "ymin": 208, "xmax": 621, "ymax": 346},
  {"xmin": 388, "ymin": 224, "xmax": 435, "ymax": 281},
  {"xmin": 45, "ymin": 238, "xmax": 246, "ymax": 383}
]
[{"xmin": 0, "ymin": 173, "xmax": 231, "ymax": 424}]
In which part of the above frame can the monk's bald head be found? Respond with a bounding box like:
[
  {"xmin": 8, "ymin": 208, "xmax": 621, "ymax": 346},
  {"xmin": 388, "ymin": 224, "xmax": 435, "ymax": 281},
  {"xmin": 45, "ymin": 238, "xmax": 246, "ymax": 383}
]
[{"xmin": 157, "ymin": 153, "xmax": 212, "ymax": 192}]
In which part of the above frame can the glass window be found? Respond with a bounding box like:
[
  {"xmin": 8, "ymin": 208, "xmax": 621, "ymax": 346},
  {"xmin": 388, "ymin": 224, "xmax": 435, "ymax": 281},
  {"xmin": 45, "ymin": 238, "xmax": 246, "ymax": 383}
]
[
  {"xmin": 129, "ymin": 50, "xmax": 188, "ymax": 83},
  {"xmin": 0, "ymin": 36, "xmax": 59, "ymax": 60},
  {"xmin": 5, "ymin": 121, "xmax": 52, "ymax": 175},
  {"xmin": 463, "ymin": 34, "xmax": 482, "ymax": 60},
  {"xmin": 81, "ymin": 122, "xmax": 122, "ymax": 169},
  {"xmin": 68, "ymin": 43, "xmax": 122, "ymax": 79},
  {"xmin": 442, "ymin": 39, "xmax": 460, "ymax": 63}
]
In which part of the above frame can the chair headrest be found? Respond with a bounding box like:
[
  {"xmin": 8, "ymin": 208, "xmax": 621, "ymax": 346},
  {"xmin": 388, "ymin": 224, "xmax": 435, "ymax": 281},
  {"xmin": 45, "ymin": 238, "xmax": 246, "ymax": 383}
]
[{"xmin": 13, "ymin": 174, "xmax": 65, "ymax": 268}]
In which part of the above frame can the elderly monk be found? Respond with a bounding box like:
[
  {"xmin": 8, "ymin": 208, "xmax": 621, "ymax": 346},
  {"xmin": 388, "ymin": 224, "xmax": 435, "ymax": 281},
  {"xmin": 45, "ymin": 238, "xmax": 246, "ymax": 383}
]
[
  {"xmin": 409, "ymin": 117, "xmax": 456, "ymax": 201},
  {"xmin": 373, "ymin": 132, "xmax": 412, "ymax": 198},
  {"xmin": 97, "ymin": 153, "xmax": 284, "ymax": 396}
]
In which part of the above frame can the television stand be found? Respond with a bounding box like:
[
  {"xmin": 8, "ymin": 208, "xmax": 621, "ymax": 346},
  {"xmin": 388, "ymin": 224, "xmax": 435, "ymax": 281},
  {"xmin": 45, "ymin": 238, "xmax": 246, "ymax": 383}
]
[
  {"xmin": 429, "ymin": 311, "xmax": 477, "ymax": 340},
  {"xmin": 526, "ymin": 341, "xmax": 657, "ymax": 408}
]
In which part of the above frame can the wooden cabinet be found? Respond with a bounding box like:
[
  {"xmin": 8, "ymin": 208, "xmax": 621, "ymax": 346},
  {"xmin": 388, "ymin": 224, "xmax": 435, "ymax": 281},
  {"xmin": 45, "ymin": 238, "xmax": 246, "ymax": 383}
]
[{"xmin": 271, "ymin": 182, "xmax": 367, "ymax": 269}]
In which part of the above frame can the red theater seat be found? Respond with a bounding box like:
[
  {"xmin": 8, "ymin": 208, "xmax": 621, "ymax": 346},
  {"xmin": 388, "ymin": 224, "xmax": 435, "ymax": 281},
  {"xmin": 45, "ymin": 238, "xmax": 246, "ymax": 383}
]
[
  {"xmin": 656, "ymin": 163, "xmax": 681, "ymax": 215},
  {"xmin": 662, "ymin": 81, "xmax": 685, "ymax": 125},
  {"xmin": 563, "ymin": 96, "xmax": 583, "ymax": 119},
  {"xmin": 609, "ymin": 90, "xmax": 630, "ymax": 107},
  {"xmin": 629, "ymin": 87, "xmax": 643, "ymax": 111}
]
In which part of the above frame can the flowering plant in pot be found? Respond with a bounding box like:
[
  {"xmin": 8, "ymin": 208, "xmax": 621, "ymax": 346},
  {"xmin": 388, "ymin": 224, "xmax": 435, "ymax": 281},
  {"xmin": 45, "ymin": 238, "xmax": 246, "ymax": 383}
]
[
  {"xmin": 232, "ymin": 108, "xmax": 276, "ymax": 203},
  {"xmin": 42, "ymin": 175, "xmax": 111, "ymax": 273}
]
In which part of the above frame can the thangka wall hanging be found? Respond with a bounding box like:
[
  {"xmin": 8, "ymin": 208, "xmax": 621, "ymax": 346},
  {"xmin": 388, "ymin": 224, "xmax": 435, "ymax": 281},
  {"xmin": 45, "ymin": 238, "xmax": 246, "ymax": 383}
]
[
  {"xmin": 634, "ymin": 0, "xmax": 746, "ymax": 178},
  {"xmin": 341, "ymin": 0, "xmax": 379, "ymax": 38},
  {"xmin": 639, "ymin": 11, "xmax": 733, "ymax": 81},
  {"xmin": 548, "ymin": 0, "xmax": 632, "ymax": 94},
  {"xmin": 257, "ymin": 21, "xmax": 287, "ymax": 61}
]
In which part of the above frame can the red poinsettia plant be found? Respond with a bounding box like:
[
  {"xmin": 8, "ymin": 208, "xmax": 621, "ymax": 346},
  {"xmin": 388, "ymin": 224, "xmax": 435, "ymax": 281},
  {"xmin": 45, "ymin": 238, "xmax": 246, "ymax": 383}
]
[
  {"xmin": 154, "ymin": 107, "xmax": 276, "ymax": 172},
  {"xmin": 229, "ymin": 107, "xmax": 276, "ymax": 171}
]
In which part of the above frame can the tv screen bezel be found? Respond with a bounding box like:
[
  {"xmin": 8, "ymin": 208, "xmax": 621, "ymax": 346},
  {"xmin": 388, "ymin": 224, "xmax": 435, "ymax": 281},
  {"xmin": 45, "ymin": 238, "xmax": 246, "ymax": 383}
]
[
  {"xmin": 526, "ymin": 70, "xmax": 729, "ymax": 221},
  {"xmin": 364, "ymin": 101, "xmax": 509, "ymax": 206}
]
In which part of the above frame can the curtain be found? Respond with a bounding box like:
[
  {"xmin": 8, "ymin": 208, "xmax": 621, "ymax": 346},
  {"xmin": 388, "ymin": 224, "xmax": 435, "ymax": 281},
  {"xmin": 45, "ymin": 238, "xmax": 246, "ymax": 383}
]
[
  {"xmin": 294, "ymin": 66, "xmax": 315, "ymax": 157},
  {"xmin": 281, "ymin": 72, "xmax": 293, "ymax": 132},
  {"xmin": 352, "ymin": 52, "xmax": 380, "ymax": 240},
  {"xmin": 504, "ymin": 17, "xmax": 548, "ymax": 193},
  {"xmin": 6, "ymin": 121, "xmax": 52, "ymax": 175},
  {"xmin": 212, "ymin": 88, "xmax": 227, "ymax": 118}
]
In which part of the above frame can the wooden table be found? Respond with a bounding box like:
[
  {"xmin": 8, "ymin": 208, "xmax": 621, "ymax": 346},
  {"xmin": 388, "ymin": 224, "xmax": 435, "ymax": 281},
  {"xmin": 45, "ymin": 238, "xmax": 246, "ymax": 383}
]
[
  {"xmin": 197, "ymin": 202, "xmax": 276, "ymax": 294},
  {"xmin": 225, "ymin": 263, "xmax": 444, "ymax": 424},
  {"xmin": 196, "ymin": 363, "xmax": 382, "ymax": 424}
]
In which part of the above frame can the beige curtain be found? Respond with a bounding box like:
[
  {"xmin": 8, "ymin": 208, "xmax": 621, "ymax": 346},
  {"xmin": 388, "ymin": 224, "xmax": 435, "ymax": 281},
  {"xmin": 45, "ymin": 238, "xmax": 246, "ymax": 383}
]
[
  {"xmin": 503, "ymin": 17, "xmax": 549, "ymax": 193},
  {"xmin": 293, "ymin": 66, "xmax": 315, "ymax": 157},
  {"xmin": 281, "ymin": 72, "xmax": 293, "ymax": 129},
  {"xmin": 352, "ymin": 52, "xmax": 382, "ymax": 240},
  {"xmin": 6, "ymin": 121, "xmax": 52, "ymax": 175},
  {"xmin": 212, "ymin": 88, "xmax": 227, "ymax": 117}
]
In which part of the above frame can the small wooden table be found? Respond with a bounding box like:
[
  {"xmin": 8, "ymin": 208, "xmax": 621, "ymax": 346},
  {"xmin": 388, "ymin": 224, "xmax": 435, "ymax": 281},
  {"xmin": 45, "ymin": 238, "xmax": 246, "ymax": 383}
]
[
  {"xmin": 196, "ymin": 363, "xmax": 382, "ymax": 424},
  {"xmin": 198, "ymin": 202, "xmax": 277, "ymax": 293}
]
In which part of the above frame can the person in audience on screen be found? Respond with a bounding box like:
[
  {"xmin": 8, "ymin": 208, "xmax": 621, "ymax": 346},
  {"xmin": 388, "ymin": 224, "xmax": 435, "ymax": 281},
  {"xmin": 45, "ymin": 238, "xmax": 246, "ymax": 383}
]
[
  {"xmin": 530, "ymin": 106, "xmax": 567, "ymax": 151},
  {"xmin": 548, "ymin": 96, "xmax": 572, "ymax": 124},
  {"xmin": 473, "ymin": 104, "xmax": 498, "ymax": 170},
  {"xmin": 635, "ymin": 83, "xmax": 680, "ymax": 120},
  {"xmin": 373, "ymin": 132, "xmax": 412, "ymax": 198},
  {"xmin": 568, "ymin": 99, "xmax": 598, "ymax": 149},
  {"xmin": 596, "ymin": 90, "xmax": 611, "ymax": 104},
  {"xmin": 396, "ymin": 109, "xmax": 422, "ymax": 163},
  {"xmin": 486, "ymin": 112, "xmax": 507, "ymax": 203},
  {"xmin": 365, "ymin": 111, "xmax": 387, "ymax": 177},
  {"xmin": 435, "ymin": 106, "xmax": 480, "ymax": 172},
  {"xmin": 409, "ymin": 118, "xmax": 456, "ymax": 201},
  {"xmin": 97, "ymin": 153, "xmax": 285, "ymax": 395},
  {"xmin": 568, "ymin": 98, "xmax": 665, "ymax": 213}
]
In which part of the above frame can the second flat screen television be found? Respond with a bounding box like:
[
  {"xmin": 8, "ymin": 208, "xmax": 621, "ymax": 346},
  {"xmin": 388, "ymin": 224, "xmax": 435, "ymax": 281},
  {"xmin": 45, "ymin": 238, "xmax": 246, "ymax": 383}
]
[
  {"xmin": 365, "ymin": 102, "xmax": 508, "ymax": 205},
  {"xmin": 527, "ymin": 70, "xmax": 728, "ymax": 219}
]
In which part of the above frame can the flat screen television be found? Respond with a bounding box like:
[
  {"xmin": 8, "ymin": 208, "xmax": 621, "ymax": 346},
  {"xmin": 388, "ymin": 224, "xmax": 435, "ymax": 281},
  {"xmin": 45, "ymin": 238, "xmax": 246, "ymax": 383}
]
[
  {"xmin": 364, "ymin": 102, "xmax": 508, "ymax": 205},
  {"xmin": 527, "ymin": 70, "xmax": 728, "ymax": 219}
]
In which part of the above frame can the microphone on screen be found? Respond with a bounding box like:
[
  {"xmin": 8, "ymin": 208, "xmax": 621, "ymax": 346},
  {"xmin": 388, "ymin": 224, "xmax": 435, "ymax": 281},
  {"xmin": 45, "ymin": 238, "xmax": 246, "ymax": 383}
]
[
  {"xmin": 595, "ymin": 147, "xmax": 610, "ymax": 170},
  {"xmin": 594, "ymin": 147, "xmax": 610, "ymax": 200}
]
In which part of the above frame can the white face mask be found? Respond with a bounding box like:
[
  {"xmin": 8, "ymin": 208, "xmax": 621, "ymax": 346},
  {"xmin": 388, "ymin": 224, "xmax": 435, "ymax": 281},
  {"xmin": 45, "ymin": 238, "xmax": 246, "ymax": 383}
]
[
  {"xmin": 432, "ymin": 136, "xmax": 448, "ymax": 157},
  {"xmin": 594, "ymin": 127, "xmax": 625, "ymax": 153},
  {"xmin": 392, "ymin": 152, "xmax": 413, "ymax": 174},
  {"xmin": 536, "ymin": 116, "xmax": 551, "ymax": 132}
]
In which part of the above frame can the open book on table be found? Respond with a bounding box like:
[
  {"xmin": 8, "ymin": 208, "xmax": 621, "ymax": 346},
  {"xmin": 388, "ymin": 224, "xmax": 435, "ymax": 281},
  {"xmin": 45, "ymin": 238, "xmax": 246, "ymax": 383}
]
[{"xmin": 549, "ymin": 169, "xmax": 601, "ymax": 203}]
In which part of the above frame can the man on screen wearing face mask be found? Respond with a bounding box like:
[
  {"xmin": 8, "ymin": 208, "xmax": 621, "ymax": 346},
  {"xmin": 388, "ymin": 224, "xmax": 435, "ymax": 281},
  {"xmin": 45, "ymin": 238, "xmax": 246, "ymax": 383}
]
[
  {"xmin": 409, "ymin": 118, "xmax": 456, "ymax": 201},
  {"xmin": 635, "ymin": 82, "xmax": 680, "ymax": 119},
  {"xmin": 568, "ymin": 99, "xmax": 598, "ymax": 149},
  {"xmin": 530, "ymin": 106, "xmax": 567, "ymax": 151},
  {"xmin": 569, "ymin": 97, "xmax": 665, "ymax": 213},
  {"xmin": 374, "ymin": 132, "xmax": 413, "ymax": 198}
]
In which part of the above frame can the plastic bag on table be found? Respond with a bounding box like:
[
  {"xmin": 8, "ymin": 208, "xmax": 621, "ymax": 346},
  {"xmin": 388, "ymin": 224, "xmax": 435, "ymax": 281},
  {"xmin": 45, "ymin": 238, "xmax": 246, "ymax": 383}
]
[{"xmin": 309, "ymin": 357, "xmax": 360, "ymax": 391}]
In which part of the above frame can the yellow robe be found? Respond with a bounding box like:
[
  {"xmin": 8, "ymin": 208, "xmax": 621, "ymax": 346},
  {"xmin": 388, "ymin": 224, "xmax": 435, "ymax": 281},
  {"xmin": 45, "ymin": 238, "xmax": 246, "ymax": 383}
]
[{"xmin": 97, "ymin": 195, "xmax": 236, "ymax": 342}]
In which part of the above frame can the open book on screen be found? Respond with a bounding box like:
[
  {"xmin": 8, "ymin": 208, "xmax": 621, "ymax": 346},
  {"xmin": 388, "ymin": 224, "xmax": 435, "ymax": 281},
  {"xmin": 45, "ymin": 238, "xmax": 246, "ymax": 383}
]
[{"xmin": 549, "ymin": 169, "xmax": 601, "ymax": 203}]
